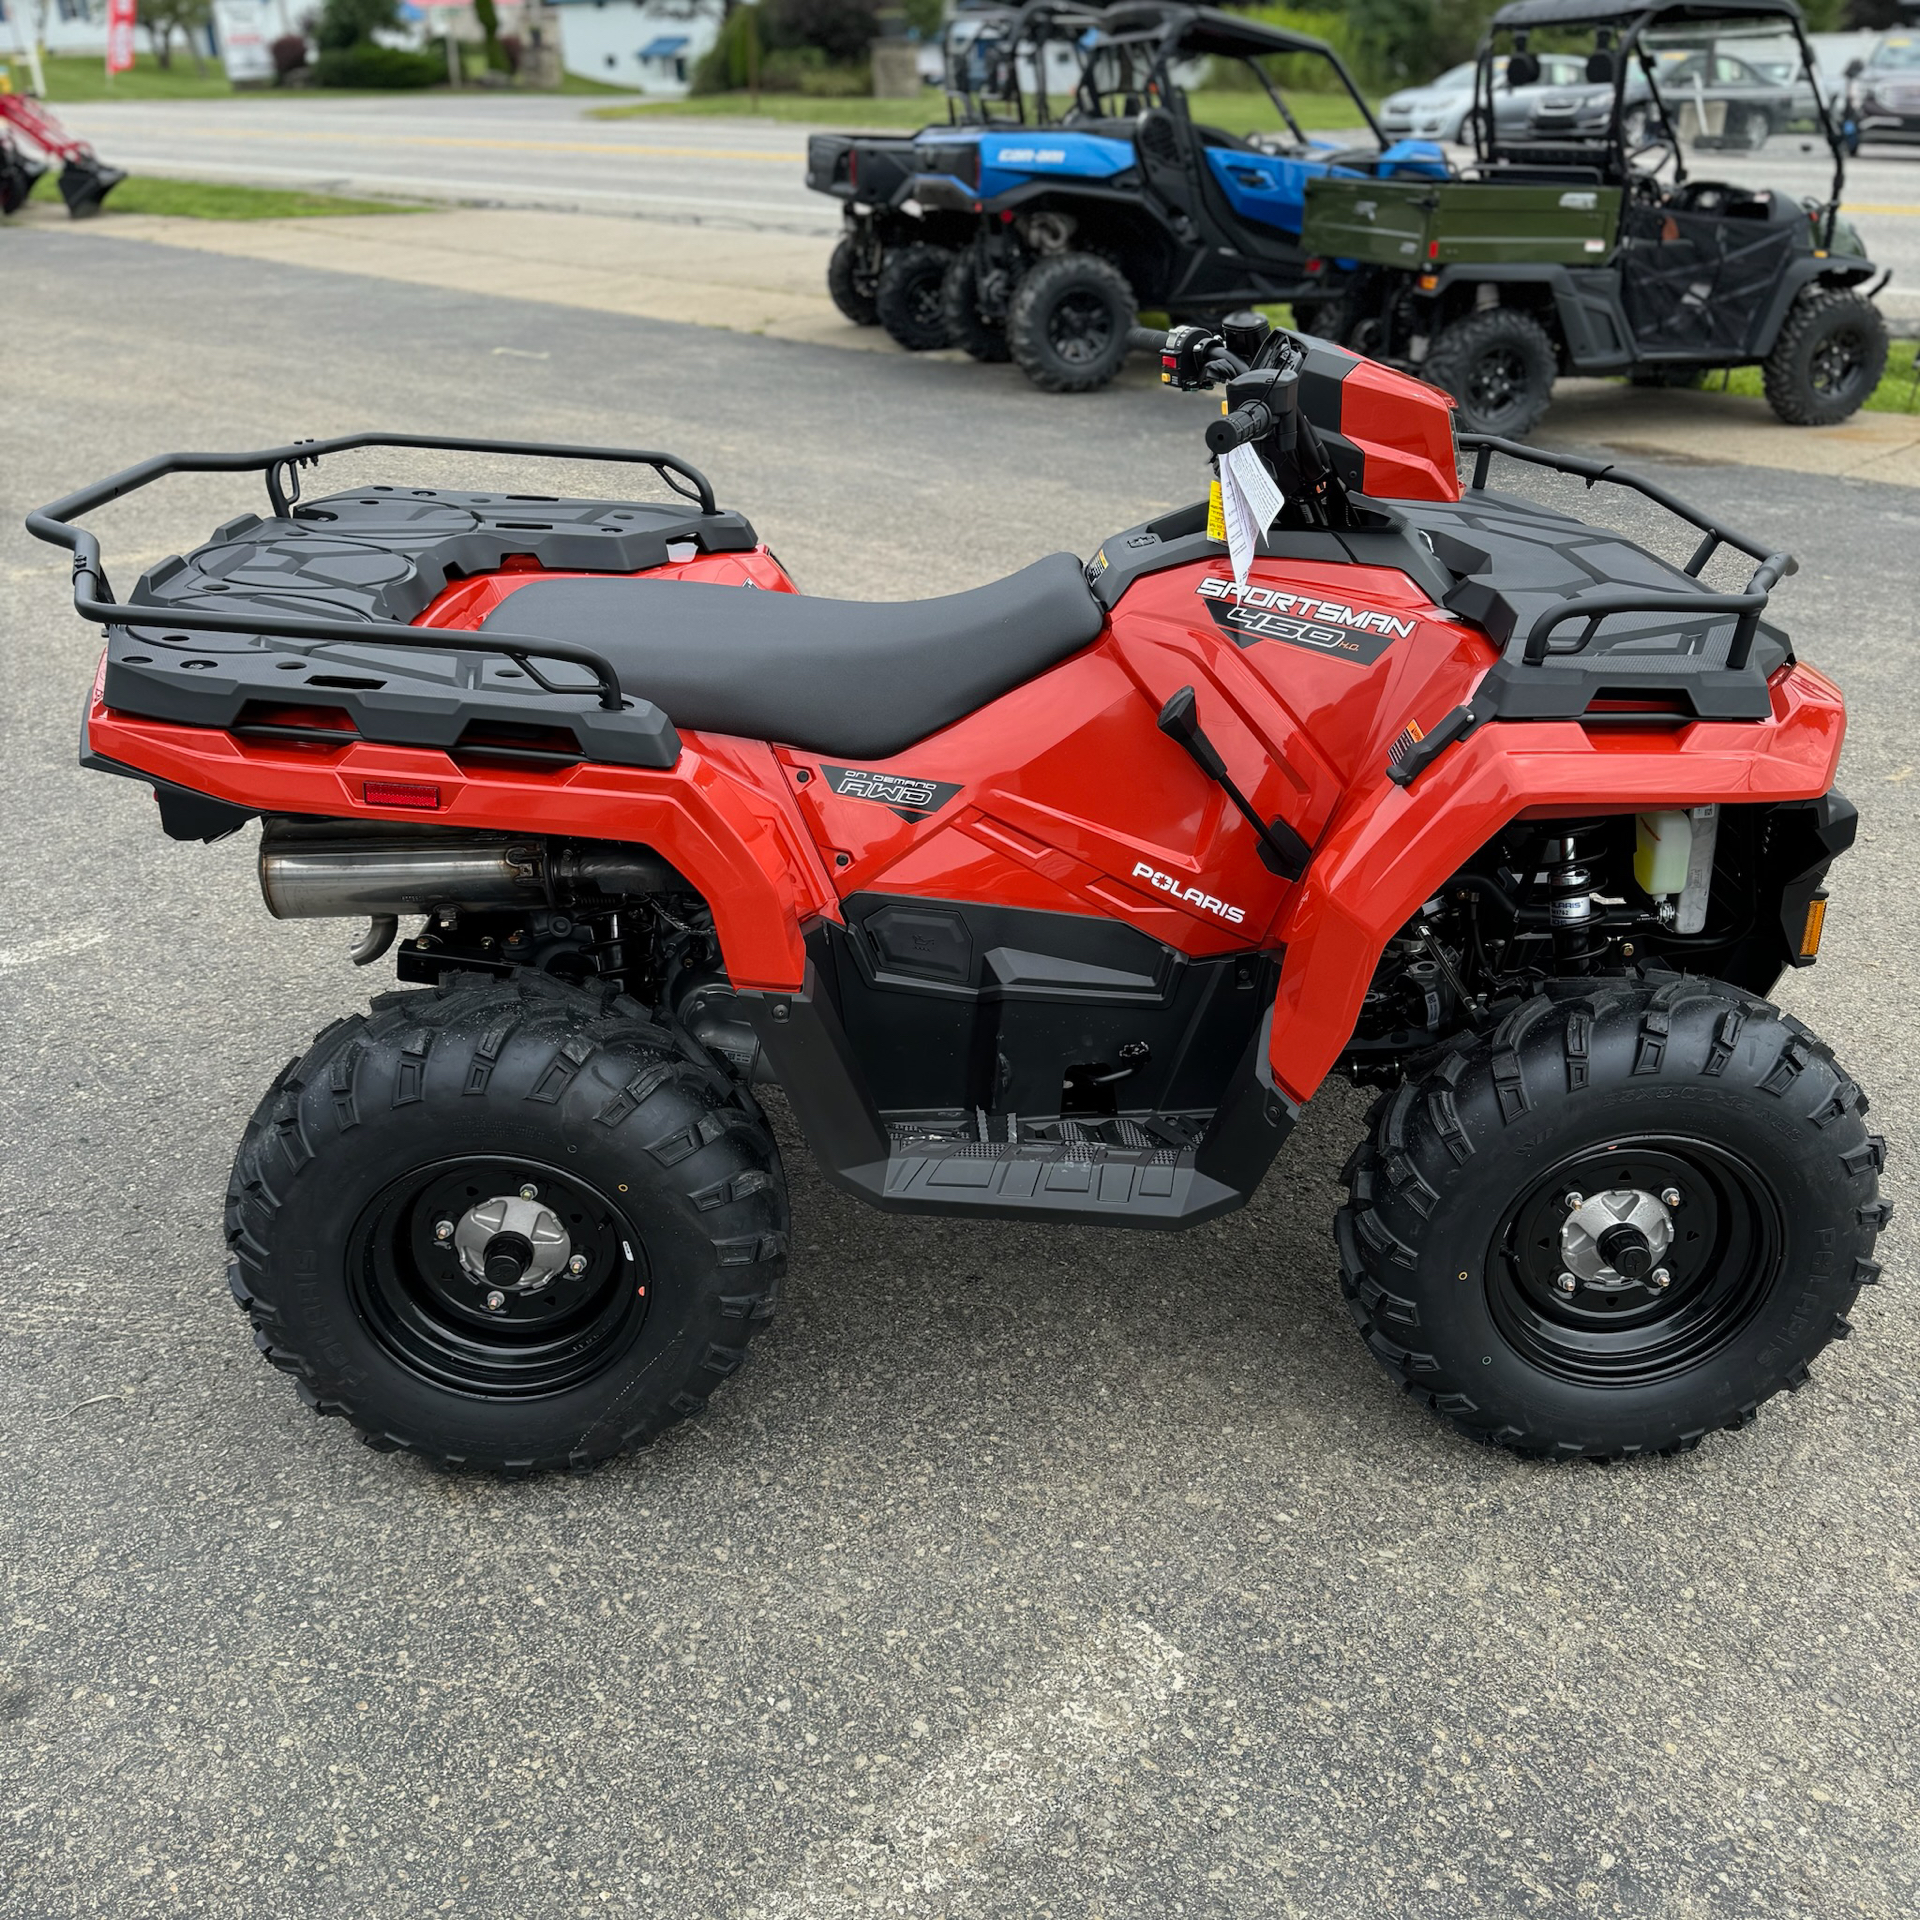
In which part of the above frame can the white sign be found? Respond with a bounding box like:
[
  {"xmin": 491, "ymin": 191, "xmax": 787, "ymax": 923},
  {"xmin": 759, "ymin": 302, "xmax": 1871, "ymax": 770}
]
[{"xmin": 213, "ymin": 0, "xmax": 277, "ymax": 84}]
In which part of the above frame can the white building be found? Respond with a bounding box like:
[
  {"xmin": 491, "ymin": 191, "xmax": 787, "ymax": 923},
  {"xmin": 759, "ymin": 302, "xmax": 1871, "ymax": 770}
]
[{"xmin": 545, "ymin": 0, "xmax": 721, "ymax": 95}]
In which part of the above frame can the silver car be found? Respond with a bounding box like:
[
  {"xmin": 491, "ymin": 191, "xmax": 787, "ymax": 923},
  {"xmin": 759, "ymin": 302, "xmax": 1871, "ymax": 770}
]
[{"xmin": 1378, "ymin": 53, "xmax": 1589, "ymax": 144}]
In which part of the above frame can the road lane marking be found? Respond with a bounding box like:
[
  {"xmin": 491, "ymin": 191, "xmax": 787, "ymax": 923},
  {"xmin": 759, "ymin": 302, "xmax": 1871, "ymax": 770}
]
[
  {"xmin": 90, "ymin": 124, "xmax": 803, "ymax": 163},
  {"xmin": 0, "ymin": 928, "xmax": 109, "ymax": 973}
]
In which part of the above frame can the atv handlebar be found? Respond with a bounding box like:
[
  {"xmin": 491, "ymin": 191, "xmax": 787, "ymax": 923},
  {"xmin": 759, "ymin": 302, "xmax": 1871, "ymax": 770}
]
[
  {"xmin": 27, "ymin": 433, "xmax": 728, "ymax": 715},
  {"xmin": 1205, "ymin": 404, "xmax": 1275, "ymax": 457}
]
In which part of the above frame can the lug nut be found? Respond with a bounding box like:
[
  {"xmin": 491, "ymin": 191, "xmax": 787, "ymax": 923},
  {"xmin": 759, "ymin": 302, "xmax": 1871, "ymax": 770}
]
[
  {"xmin": 518, "ymin": 1184, "xmax": 538, "ymax": 1200},
  {"xmin": 485, "ymin": 1289, "xmax": 507, "ymax": 1313},
  {"xmin": 434, "ymin": 1219, "xmax": 454, "ymax": 1241},
  {"xmin": 1555, "ymin": 1271, "xmax": 1579, "ymax": 1295},
  {"xmin": 567, "ymin": 1253, "xmax": 588, "ymax": 1276},
  {"xmin": 1651, "ymin": 1267, "xmax": 1672, "ymax": 1291},
  {"xmin": 1564, "ymin": 1192, "xmax": 1585, "ymax": 1211},
  {"xmin": 1661, "ymin": 1188, "xmax": 1682, "ymax": 1208}
]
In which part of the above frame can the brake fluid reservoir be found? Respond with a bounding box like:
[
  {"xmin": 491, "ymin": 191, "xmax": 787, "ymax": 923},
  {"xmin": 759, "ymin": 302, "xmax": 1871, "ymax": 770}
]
[{"xmin": 1635, "ymin": 810, "xmax": 1693, "ymax": 897}]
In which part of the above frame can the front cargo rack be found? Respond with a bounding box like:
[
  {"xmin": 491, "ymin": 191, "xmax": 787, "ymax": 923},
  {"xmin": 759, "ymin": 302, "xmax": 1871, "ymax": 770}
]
[
  {"xmin": 1388, "ymin": 434, "xmax": 1798, "ymax": 786},
  {"xmin": 27, "ymin": 432, "xmax": 758, "ymax": 772}
]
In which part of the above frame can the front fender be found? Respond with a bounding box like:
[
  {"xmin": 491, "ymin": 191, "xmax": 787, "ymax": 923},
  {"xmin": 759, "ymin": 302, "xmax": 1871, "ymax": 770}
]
[{"xmin": 1264, "ymin": 663, "xmax": 1846, "ymax": 1105}]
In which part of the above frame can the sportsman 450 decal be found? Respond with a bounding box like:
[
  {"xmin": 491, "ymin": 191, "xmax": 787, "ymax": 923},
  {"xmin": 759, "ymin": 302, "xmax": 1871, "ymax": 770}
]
[{"xmin": 1196, "ymin": 576, "xmax": 1417, "ymax": 664}]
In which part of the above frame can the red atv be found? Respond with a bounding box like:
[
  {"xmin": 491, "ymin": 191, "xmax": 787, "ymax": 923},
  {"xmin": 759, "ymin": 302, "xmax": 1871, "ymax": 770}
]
[{"xmin": 31, "ymin": 318, "xmax": 1886, "ymax": 1472}]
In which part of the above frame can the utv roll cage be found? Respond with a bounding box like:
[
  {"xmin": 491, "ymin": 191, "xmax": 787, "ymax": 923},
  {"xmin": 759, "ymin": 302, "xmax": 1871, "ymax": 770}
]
[
  {"xmin": 940, "ymin": 0, "xmax": 1109, "ymax": 127},
  {"xmin": 1474, "ymin": 0, "xmax": 1845, "ymax": 241}
]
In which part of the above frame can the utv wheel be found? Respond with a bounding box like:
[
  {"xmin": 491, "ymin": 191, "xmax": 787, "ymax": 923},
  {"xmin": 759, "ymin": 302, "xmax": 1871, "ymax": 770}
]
[
  {"xmin": 1336, "ymin": 978, "xmax": 1887, "ymax": 1461},
  {"xmin": 875, "ymin": 242, "xmax": 956, "ymax": 351},
  {"xmin": 1424, "ymin": 306, "xmax": 1558, "ymax": 437},
  {"xmin": 225, "ymin": 972, "xmax": 787, "ymax": 1473},
  {"xmin": 1726, "ymin": 104, "xmax": 1772, "ymax": 149},
  {"xmin": 1007, "ymin": 251, "xmax": 1135, "ymax": 393},
  {"xmin": 827, "ymin": 233, "xmax": 880, "ymax": 327},
  {"xmin": 1762, "ymin": 287, "xmax": 1887, "ymax": 426},
  {"xmin": 941, "ymin": 250, "xmax": 1011, "ymax": 362}
]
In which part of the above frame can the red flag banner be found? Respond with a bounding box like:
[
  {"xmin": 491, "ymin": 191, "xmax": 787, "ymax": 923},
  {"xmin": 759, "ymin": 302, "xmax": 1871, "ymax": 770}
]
[{"xmin": 105, "ymin": 0, "xmax": 139, "ymax": 75}]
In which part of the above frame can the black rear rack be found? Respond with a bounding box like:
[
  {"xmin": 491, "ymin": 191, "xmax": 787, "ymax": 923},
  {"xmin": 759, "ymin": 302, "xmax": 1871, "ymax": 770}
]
[
  {"xmin": 27, "ymin": 433, "xmax": 724, "ymax": 722},
  {"xmin": 1390, "ymin": 436, "xmax": 1797, "ymax": 787}
]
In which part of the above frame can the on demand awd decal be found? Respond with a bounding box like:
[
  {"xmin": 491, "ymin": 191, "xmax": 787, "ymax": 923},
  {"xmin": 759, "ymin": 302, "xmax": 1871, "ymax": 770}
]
[
  {"xmin": 1196, "ymin": 576, "xmax": 1417, "ymax": 664},
  {"xmin": 820, "ymin": 764, "xmax": 962, "ymax": 820}
]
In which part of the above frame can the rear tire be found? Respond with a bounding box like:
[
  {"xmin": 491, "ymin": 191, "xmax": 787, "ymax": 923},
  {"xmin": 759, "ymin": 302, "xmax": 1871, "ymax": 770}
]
[
  {"xmin": 941, "ymin": 250, "xmax": 1011, "ymax": 362},
  {"xmin": 1336, "ymin": 977, "xmax": 1887, "ymax": 1461},
  {"xmin": 1762, "ymin": 287, "xmax": 1887, "ymax": 426},
  {"xmin": 225, "ymin": 971, "xmax": 787, "ymax": 1474},
  {"xmin": 1423, "ymin": 304, "xmax": 1558, "ymax": 437},
  {"xmin": 875, "ymin": 241, "xmax": 956, "ymax": 352},
  {"xmin": 827, "ymin": 233, "xmax": 880, "ymax": 327},
  {"xmin": 1007, "ymin": 250, "xmax": 1135, "ymax": 393}
]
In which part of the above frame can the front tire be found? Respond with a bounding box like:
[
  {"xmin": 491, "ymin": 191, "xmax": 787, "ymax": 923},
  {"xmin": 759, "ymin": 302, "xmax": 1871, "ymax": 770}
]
[
  {"xmin": 1423, "ymin": 305, "xmax": 1559, "ymax": 436},
  {"xmin": 1336, "ymin": 978, "xmax": 1887, "ymax": 1461},
  {"xmin": 225, "ymin": 972, "xmax": 787, "ymax": 1473},
  {"xmin": 1762, "ymin": 287, "xmax": 1887, "ymax": 426},
  {"xmin": 874, "ymin": 241, "xmax": 956, "ymax": 352},
  {"xmin": 1007, "ymin": 250, "xmax": 1135, "ymax": 393}
]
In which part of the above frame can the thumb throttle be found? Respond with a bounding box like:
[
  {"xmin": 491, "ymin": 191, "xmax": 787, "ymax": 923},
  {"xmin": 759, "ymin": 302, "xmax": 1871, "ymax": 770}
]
[{"xmin": 1205, "ymin": 402, "xmax": 1274, "ymax": 456}]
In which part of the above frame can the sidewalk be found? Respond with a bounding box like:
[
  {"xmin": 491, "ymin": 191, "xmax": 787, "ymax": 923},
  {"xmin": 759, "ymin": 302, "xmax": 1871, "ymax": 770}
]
[{"xmin": 17, "ymin": 200, "xmax": 1920, "ymax": 485}]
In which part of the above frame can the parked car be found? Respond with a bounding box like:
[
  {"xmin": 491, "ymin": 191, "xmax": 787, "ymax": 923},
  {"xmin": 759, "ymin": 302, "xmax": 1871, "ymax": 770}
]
[
  {"xmin": 1379, "ymin": 52, "xmax": 1586, "ymax": 145},
  {"xmin": 1847, "ymin": 34, "xmax": 1920, "ymax": 148},
  {"xmin": 1523, "ymin": 44, "xmax": 1800, "ymax": 151}
]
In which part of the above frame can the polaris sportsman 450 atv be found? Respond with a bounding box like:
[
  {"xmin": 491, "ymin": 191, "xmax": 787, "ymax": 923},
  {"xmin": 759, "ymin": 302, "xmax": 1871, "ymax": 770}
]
[{"xmin": 33, "ymin": 325, "xmax": 1885, "ymax": 1473}]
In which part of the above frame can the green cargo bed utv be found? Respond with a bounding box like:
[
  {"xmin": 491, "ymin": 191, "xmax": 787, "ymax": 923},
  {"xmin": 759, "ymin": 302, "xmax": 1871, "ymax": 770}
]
[{"xmin": 1299, "ymin": 0, "xmax": 1888, "ymax": 436}]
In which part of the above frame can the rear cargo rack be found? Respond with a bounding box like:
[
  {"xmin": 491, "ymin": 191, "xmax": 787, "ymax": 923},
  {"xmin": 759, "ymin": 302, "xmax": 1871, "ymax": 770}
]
[
  {"xmin": 1389, "ymin": 435, "xmax": 1797, "ymax": 786},
  {"xmin": 28, "ymin": 433, "xmax": 746, "ymax": 771}
]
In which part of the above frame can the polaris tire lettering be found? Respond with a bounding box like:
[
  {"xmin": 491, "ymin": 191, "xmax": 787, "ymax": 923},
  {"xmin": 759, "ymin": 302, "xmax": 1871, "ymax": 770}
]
[{"xmin": 1131, "ymin": 861, "xmax": 1246, "ymax": 923}]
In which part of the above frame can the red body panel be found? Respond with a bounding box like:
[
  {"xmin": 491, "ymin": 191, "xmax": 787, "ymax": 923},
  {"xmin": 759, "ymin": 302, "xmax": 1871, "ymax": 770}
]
[{"xmin": 87, "ymin": 533, "xmax": 1846, "ymax": 1102}]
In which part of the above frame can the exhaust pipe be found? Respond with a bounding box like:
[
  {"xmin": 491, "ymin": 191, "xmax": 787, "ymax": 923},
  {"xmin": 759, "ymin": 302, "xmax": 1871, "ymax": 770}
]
[{"xmin": 259, "ymin": 819, "xmax": 682, "ymax": 920}]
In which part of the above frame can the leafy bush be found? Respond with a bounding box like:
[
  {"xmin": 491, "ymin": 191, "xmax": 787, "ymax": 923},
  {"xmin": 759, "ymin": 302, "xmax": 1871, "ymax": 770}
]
[
  {"xmin": 689, "ymin": 0, "xmax": 875, "ymax": 95},
  {"xmin": 314, "ymin": 0, "xmax": 399, "ymax": 52},
  {"xmin": 313, "ymin": 41, "xmax": 443, "ymax": 86},
  {"xmin": 764, "ymin": 0, "xmax": 878, "ymax": 65},
  {"xmin": 270, "ymin": 31, "xmax": 309, "ymax": 76}
]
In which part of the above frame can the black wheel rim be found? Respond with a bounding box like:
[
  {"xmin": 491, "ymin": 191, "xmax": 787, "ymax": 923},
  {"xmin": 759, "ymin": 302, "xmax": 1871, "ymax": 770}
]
[
  {"xmin": 349, "ymin": 1155, "xmax": 649, "ymax": 1399},
  {"xmin": 1048, "ymin": 288, "xmax": 1116, "ymax": 367},
  {"xmin": 1810, "ymin": 325, "xmax": 1868, "ymax": 400},
  {"xmin": 1487, "ymin": 1136, "xmax": 1782, "ymax": 1388},
  {"xmin": 1466, "ymin": 344, "xmax": 1532, "ymax": 423},
  {"xmin": 907, "ymin": 270, "xmax": 946, "ymax": 332}
]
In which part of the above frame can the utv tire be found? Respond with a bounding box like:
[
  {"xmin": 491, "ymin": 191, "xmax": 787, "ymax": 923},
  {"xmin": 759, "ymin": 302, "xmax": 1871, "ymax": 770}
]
[
  {"xmin": 875, "ymin": 242, "xmax": 956, "ymax": 351},
  {"xmin": 1008, "ymin": 251, "xmax": 1135, "ymax": 393},
  {"xmin": 1337, "ymin": 977, "xmax": 1887, "ymax": 1462},
  {"xmin": 827, "ymin": 233, "xmax": 880, "ymax": 327},
  {"xmin": 1762, "ymin": 287, "xmax": 1887, "ymax": 426},
  {"xmin": 1424, "ymin": 306, "xmax": 1558, "ymax": 437},
  {"xmin": 941, "ymin": 250, "xmax": 1011, "ymax": 362},
  {"xmin": 225, "ymin": 971, "xmax": 787, "ymax": 1474}
]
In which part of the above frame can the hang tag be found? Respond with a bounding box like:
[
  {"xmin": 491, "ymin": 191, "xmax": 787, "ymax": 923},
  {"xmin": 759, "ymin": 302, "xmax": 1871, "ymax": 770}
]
[{"xmin": 1217, "ymin": 442, "xmax": 1284, "ymax": 591}]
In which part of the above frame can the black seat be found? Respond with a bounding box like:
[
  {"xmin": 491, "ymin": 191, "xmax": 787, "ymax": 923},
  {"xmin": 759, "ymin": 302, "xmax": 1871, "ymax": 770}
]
[{"xmin": 482, "ymin": 552, "xmax": 1106, "ymax": 760}]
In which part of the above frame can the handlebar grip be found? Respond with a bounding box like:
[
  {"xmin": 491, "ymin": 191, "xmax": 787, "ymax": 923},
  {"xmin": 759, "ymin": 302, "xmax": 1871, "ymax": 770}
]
[
  {"xmin": 1205, "ymin": 402, "xmax": 1274, "ymax": 456},
  {"xmin": 1127, "ymin": 326, "xmax": 1170, "ymax": 353}
]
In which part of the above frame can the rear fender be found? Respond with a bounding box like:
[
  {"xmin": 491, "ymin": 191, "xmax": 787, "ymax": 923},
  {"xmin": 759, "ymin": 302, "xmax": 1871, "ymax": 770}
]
[
  {"xmin": 1264, "ymin": 664, "xmax": 1846, "ymax": 1105},
  {"xmin": 1432, "ymin": 262, "xmax": 1633, "ymax": 370}
]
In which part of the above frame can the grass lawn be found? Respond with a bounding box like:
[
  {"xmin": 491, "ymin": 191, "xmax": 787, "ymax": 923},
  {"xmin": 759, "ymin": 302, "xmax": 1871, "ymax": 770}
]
[
  {"xmin": 23, "ymin": 169, "xmax": 418, "ymax": 218},
  {"xmin": 21, "ymin": 50, "xmax": 638, "ymax": 103},
  {"xmin": 594, "ymin": 87, "xmax": 1375, "ymax": 132}
]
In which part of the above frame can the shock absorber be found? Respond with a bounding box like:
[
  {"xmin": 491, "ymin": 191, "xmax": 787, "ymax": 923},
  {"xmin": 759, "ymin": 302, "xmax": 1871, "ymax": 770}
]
[{"xmin": 1542, "ymin": 825, "xmax": 1606, "ymax": 975}]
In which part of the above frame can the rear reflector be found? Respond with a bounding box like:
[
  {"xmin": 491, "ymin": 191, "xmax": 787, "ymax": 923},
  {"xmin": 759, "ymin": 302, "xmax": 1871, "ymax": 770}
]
[
  {"xmin": 1799, "ymin": 892, "xmax": 1828, "ymax": 959},
  {"xmin": 363, "ymin": 780, "xmax": 441, "ymax": 810}
]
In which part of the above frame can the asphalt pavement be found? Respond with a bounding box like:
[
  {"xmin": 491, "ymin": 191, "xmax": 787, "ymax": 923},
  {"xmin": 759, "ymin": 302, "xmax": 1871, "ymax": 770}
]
[
  {"xmin": 43, "ymin": 92, "xmax": 1920, "ymax": 316},
  {"xmin": 0, "ymin": 230, "xmax": 1915, "ymax": 1920}
]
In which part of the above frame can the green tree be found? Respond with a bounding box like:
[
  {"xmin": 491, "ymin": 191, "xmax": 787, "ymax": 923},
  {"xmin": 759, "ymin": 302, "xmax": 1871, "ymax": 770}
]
[
  {"xmin": 474, "ymin": 0, "xmax": 506, "ymax": 70},
  {"xmin": 314, "ymin": 0, "xmax": 400, "ymax": 52},
  {"xmin": 136, "ymin": 0, "xmax": 213, "ymax": 71}
]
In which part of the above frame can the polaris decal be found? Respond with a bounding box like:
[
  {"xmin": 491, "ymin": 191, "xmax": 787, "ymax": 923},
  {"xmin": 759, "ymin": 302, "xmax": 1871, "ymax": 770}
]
[
  {"xmin": 820, "ymin": 764, "xmax": 961, "ymax": 819},
  {"xmin": 1196, "ymin": 576, "xmax": 1415, "ymax": 664},
  {"xmin": 1131, "ymin": 862, "xmax": 1246, "ymax": 925}
]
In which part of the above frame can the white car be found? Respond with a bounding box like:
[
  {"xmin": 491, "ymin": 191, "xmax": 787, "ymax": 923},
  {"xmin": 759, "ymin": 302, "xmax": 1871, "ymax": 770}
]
[{"xmin": 1379, "ymin": 53, "xmax": 1589, "ymax": 144}]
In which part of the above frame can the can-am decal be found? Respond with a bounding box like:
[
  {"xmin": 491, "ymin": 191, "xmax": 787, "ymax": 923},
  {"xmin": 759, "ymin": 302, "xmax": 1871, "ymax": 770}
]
[
  {"xmin": 1196, "ymin": 576, "xmax": 1415, "ymax": 664},
  {"xmin": 1131, "ymin": 862, "xmax": 1246, "ymax": 924},
  {"xmin": 820, "ymin": 764, "xmax": 962, "ymax": 820}
]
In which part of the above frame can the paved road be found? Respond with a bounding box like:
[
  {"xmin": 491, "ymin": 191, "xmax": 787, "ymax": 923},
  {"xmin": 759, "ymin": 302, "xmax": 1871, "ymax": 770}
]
[
  {"xmin": 0, "ymin": 231, "xmax": 1915, "ymax": 1919},
  {"xmin": 49, "ymin": 93, "xmax": 1920, "ymax": 296}
]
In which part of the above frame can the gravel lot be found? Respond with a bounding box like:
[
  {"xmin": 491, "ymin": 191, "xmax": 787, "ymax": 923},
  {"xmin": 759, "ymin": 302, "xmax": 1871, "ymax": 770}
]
[{"xmin": 0, "ymin": 232, "xmax": 1915, "ymax": 1920}]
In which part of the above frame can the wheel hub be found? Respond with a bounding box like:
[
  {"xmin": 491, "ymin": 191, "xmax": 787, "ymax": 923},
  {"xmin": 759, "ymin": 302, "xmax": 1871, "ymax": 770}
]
[
  {"xmin": 1560, "ymin": 1188, "xmax": 1674, "ymax": 1292},
  {"xmin": 452, "ymin": 1191, "xmax": 571, "ymax": 1296}
]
